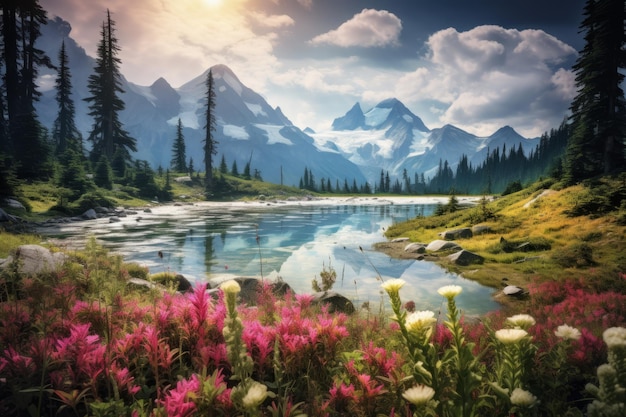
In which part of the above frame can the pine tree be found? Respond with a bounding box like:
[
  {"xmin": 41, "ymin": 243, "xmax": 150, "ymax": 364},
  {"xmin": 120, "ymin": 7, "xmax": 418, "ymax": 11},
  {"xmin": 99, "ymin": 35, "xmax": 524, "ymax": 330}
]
[
  {"xmin": 565, "ymin": 0, "xmax": 626, "ymax": 183},
  {"xmin": 231, "ymin": 160, "xmax": 238, "ymax": 176},
  {"xmin": 219, "ymin": 155, "xmax": 228, "ymax": 174},
  {"xmin": 93, "ymin": 154, "xmax": 113, "ymax": 190},
  {"xmin": 170, "ymin": 118, "xmax": 187, "ymax": 172},
  {"xmin": 53, "ymin": 41, "xmax": 82, "ymax": 156},
  {"xmin": 203, "ymin": 69, "xmax": 218, "ymax": 194},
  {"xmin": 57, "ymin": 149, "xmax": 93, "ymax": 200},
  {"xmin": 85, "ymin": 10, "xmax": 136, "ymax": 164},
  {"xmin": 1, "ymin": 0, "xmax": 53, "ymax": 179}
]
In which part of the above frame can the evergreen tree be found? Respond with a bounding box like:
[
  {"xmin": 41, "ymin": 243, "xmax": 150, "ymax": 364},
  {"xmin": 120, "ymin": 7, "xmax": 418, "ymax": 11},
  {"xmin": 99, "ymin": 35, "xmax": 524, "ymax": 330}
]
[
  {"xmin": 1, "ymin": 0, "xmax": 53, "ymax": 179},
  {"xmin": 188, "ymin": 157, "xmax": 195, "ymax": 177},
  {"xmin": 231, "ymin": 159, "xmax": 238, "ymax": 176},
  {"xmin": 219, "ymin": 155, "xmax": 228, "ymax": 174},
  {"xmin": 243, "ymin": 161, "xmax": 251, "ymax": 180},
  {"xmin": 203, "ymin": 69, "xmax": 218, "ymax": 193},
  {"xmin": 565, "ymin": 0, "xmax": 626, "ymax": 183},
  {"xmin": 93, "ymin": 154, "xmax": 113, "ymax": 190},
  {"xmin": 53, "ymin": 41, "xmax": 82, "ymax": 156},
  {"xmin": 85, "ymin": 10, "xmax": 136, "ymax": 164},
  {"xmin": 170, "ymin": 118, "xmax": 187, "ymax": 172},
  {"xmin": 57, "ymin": 149, "xmax": 93, "ymax": 200}
]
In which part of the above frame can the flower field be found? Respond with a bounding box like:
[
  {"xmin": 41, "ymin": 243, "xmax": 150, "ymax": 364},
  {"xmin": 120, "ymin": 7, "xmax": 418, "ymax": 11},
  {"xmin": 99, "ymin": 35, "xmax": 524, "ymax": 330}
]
[{"xmin": 0, "ymin": 240, "xmax": 625, "ymax": 416}]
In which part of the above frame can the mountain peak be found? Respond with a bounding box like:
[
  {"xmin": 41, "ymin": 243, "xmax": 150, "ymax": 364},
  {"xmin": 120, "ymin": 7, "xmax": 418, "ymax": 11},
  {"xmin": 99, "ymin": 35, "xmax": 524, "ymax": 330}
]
[{"xmin": 332, "ymin": 102, "xmax": 365, "ymax": 130}]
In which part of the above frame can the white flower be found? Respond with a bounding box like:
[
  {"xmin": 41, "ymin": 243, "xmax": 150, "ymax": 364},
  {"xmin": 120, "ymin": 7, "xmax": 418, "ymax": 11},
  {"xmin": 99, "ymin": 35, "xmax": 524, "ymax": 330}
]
[
  {"xmin": 220, "ymin": 280, "xmax": 241, "ymax": 294},
  {"xmin": 603, "ymin": 327, "xmax": 626, "ymax": 349},
  {"xmin": 405, "ymin": 310, "xmax": 437, "ymax": 333},
  {"xmin": 402, "ymin": 384, "xmax": 435, "ymax": 406},
  {"xmin": 554, "ymin": 324, "xmax": 582, "ymax": 341},
  {"xmin": 381, "ymin": 279, "xmax": 406, "ymax": 294},
  {"xmin": 495, "ymin": 328, "xmax": 528, "ymax": 345},
  {"xmin": 242, "ymin": 381, "xmax": 268, "ymax": 408},
  {"xmin": 437, "ymin": 285, "xmax": 462, "ymax": 299},
  {"xmin": 510, "ymin": 388, "xmax": 538, "ymax": 408},
  {"xmin": 506, "ymin": 314, "xmax": 536, "ymax": 330}
]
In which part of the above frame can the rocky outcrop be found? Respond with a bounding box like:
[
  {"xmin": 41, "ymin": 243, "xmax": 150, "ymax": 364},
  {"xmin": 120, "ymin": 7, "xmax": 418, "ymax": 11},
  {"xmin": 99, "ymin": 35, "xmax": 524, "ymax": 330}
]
[{"xmin": 404, "ymin": 243, "xmax": 426, "ymax": 254}]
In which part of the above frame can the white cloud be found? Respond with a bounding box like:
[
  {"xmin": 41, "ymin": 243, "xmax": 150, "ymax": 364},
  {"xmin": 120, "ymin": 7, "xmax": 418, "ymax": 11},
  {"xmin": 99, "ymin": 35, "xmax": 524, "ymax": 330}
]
[
  {"xmin": 248, "ymin": 11, "xmax": 295, "ymax": 28},
  {"xmin": 396, "ymin": 25, "xmax": 577, "ymax": 136},
  {"xmin": 309, "ymin": 8, "xmax": 402, "ymax": 48}
]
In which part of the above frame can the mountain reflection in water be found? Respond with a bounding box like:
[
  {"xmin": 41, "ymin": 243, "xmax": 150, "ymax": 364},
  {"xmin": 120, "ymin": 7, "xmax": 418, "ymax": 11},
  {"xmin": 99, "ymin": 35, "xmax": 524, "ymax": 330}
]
[{"xmin": 40, "ymin": 200, "xmax": 499, "ymax": 315}]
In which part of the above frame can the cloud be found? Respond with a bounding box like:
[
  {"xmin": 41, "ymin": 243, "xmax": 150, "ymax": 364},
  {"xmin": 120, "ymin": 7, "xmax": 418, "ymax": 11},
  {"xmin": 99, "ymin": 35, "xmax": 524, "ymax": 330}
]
[
  {"xmin": 309, "ymin": 8, "xmax": 402, "ymax": 48},
  {"xmin": 248, "ymin": 11, "xmax": 295, "ymax": 28},
  {"xmin": 396, "ymin": 25, "xmax": 577, "ymax": 136}
]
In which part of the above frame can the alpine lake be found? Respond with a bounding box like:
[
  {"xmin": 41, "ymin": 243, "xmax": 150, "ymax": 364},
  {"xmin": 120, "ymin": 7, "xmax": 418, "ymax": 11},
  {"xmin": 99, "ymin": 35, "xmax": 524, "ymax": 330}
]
[{"xmin": 39, "ymin": 197, "xmax": 500, "ymax": 316}]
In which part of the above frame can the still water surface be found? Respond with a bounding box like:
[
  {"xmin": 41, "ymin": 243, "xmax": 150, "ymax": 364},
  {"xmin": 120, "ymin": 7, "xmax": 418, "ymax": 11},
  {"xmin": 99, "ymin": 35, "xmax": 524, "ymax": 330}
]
[{"xmin": 41, "ymin": 200, "xmax": 499, "ymax": 315}]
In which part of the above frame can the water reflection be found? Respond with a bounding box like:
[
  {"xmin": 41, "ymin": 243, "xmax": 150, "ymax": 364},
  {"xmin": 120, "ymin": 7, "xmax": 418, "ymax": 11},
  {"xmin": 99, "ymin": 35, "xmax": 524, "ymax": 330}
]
[{"xmin": 40, "ymin": 202, "xmax": 499, "ymax": 315}]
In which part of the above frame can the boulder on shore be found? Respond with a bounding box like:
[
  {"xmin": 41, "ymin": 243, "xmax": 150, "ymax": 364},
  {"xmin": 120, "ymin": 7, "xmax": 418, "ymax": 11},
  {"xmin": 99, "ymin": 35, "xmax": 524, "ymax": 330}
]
[
  {"xmin": 312, "ymin": 291, "xmax": 355, "ymax": 314},
  {"xmin": 404, "ymin": 243, "xmax": 426, "ymax": 254},
  {"xmin": 426, "ymin": 240, "xmax": 461, "ymax": 252},
  {"xmin": 1, "ymin": 244, "xmax": 68, "ymax": 275}
]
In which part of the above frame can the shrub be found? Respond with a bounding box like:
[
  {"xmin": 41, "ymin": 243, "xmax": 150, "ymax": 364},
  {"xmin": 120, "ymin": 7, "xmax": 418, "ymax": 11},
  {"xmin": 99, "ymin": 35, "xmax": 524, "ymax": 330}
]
[{"xmin": 551, "ymin": 243, "xmax": 595, "ymax": 268}]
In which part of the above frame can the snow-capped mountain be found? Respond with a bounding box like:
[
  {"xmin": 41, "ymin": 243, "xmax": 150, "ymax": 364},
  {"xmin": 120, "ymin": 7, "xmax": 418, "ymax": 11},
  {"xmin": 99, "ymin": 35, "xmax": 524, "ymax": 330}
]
[
  {"xmin": 35, "ymin": 17, "xmax": 365, "ymax": 187},
  {"xmin": 35, "ymin": 16, "xmax": 539, "ymax": 188},
  {"xmin": 312, "ymin": 101, "xmax": 539, "ymax": 181}
]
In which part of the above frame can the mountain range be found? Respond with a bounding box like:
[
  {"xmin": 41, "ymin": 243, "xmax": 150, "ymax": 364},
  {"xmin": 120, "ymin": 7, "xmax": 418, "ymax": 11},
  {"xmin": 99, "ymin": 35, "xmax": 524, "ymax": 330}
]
[{"xmin": 35, "ymin": 17, "xmax": 540, "ymax": 187}]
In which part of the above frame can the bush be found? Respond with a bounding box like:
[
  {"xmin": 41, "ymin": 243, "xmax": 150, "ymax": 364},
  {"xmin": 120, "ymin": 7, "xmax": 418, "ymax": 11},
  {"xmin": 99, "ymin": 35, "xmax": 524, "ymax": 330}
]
[
  {"xmin": 71, "ymin": 191, "xmax": 116, "ymax": 213},
  {"xmin": 551, "ymin": 243, "xmax": 595, "ymax": 268}
]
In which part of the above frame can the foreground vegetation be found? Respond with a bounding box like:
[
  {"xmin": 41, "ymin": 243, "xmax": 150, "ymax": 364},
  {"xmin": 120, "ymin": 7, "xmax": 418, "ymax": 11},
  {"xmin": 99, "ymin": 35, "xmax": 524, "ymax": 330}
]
[{"xmin": 1, "ymin": 176, "xmax": 626, "ymax": 416}]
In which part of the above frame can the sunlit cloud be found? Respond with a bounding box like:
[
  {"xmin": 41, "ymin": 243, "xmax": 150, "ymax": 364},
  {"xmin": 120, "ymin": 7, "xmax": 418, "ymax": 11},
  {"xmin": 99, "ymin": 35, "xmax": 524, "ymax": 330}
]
[
  {"xmin": 309, "ymin": 8, "xmax": 402, "ymax": 48},
  {"xmin": 248, "ymin": 11, "xmax": 295, "ymax": 28},
  {"xmin": 395, "ymin": 25, "xmax": 577, "ymax": 136}
]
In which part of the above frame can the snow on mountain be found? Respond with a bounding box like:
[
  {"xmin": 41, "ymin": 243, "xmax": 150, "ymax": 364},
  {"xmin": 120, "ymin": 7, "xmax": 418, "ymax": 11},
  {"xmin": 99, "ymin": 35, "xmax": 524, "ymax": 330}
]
[{"xmin": 35, "ymin": 16, "xmax": 540, "ymax": 189}]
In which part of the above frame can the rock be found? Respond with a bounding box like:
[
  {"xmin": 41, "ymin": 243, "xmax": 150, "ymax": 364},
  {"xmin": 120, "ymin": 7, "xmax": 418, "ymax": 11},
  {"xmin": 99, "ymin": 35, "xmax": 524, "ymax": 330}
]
[
  {"xmin": 2, "ymin": 245, "xmax": 68, "ymax": 275},
  {"xmin": 312, "ymin": 291, "xmax": 355, "ymax": 314},
  {"xmin": 82, "ymin": 209, "xmax": 97, "ymax": 220},
  {"xmin": 404, "ymin": 243, "xmax": 426, "ymax": 254},
  {"xmin": 447, "ymin": 250, "xmax": 484, "ymax": 266},
  {"xmin": 217, "ymin": 277, "xmax": 294, "ymax": 305},
  {"xmin": 4, "ymin": 198, "xmax": 25, "ymax": 210},
  {"xmin": 439, "ymin": 228, "xmax": 473, "ymax": 240},
  {"xmin": 143, "ymin": 208, "xmax": 152, "ymax": 213},
  {"xmin": 503, "ymin": 285, "xmax": 526, "ymax": 297},
  {"xmin": 174, "ymin": 274, "xmax": 193, "ymax": 293},
  {"xmin": 391, "ymin": 237, "xmax": 410, "ymax": 243},
  {"xmin": 0, "ymin": 208, "xmax": 17, "ymax": 222},
  {"xmin": 127, "ymin": 277, "xmax": 165, "ymax": 292},
  {"xmin": 472, "ymin": 225, "xmax": 492, "ymax": 235},
  {"xmin": 426, "ymin": 240, "xmax": 461, "ymax": 252},
  {"xmin": 109, "ymin": 216, "xmax": 121, "ymax": 223}
]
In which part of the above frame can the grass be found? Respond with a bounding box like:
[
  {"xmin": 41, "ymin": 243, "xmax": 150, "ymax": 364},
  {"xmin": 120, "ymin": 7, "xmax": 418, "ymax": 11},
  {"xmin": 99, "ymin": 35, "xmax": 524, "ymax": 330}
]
[{"xmin": 383, "ymin": 178, "xmax": 626, "ymax": 295}]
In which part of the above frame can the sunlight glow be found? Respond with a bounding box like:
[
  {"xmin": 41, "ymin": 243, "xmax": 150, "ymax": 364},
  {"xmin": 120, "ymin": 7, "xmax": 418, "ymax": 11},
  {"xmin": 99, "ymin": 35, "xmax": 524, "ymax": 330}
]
[{"xmin": 203, "ymin": 0, "xmax": 223, "ymax": 7}]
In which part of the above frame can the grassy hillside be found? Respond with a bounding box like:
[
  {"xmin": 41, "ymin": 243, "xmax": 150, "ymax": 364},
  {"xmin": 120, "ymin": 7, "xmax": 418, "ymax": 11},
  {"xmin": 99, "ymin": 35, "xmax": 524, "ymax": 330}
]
[{"xmin": 380, "ymin": 177, "xmax": 626, "ymax": 297}]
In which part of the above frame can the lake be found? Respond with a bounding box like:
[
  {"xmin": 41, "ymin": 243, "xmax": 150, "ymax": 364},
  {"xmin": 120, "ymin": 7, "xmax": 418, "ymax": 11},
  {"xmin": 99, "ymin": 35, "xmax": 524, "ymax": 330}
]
[{"xmin": 39, "ymin": 197, "xmax": 500, "ymax": 315}]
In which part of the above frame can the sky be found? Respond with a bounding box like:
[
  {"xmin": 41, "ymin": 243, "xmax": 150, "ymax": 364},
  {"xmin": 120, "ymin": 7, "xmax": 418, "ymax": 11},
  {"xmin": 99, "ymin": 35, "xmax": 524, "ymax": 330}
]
[{"xmin": 39, "ymin": 0, "xmax": 585, "ymax": 137}]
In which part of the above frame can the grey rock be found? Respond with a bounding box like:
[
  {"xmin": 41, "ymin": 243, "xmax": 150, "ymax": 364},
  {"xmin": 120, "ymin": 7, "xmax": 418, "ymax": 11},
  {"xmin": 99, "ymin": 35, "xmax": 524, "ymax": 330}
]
[
  {"xmin": 312, "ymin": 291, "xmax": 355, "ymax": 314},
  {"xmin": 82, "ymin": 209, "xmax": 97, "ymax": 220},
  {"xmin": 2, "ymin": 245, "xmax": 68, "ymax": 275},
  {"xmin": 391, "ymin": 237, "xmax": 410, "ymax": 243},
  {"xmin": 109, "ymin": 216, "xmax": 121, "ymax": 223},
  {"xmin": 472, "ymin": 225, "xmax": 492, "ymax": 235},
  {"xmin": 4, "ymin": 198, "xmax": 25, "ymax": 210},
  {"xmin": 447, "ymin": 249, "xmax": 484, "ymax": 266},
  {"xmin": 426, "ymin": 239, "xmax": 461, "ymax": 252},
  {"xmin": 503, "ymin": 285, "xmax": 526, "ymax": 297},
  {"xmin": 439, "ymin": 228, "xmax": 473, "ymax": 240},
  {"xmin": 404, "ymin": 243, "xmax": 426, "ymax": 254}
]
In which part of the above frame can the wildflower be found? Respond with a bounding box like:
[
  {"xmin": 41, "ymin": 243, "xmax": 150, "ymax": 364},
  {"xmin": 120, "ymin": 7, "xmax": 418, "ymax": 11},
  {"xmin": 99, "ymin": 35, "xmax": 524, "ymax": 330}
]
[
  {"xmin": 405, "ymin": 310, "xmax": 437, "ymax": 333},
  {"xmin": 554, "ymin": 324, "xmax": 582, "ymax": 341},
  {"xmin": 602, "ymin": 327, "xmax": 626, "ymax": 349},
  {"xmin": 506, "ymin": 314, "xmax": 536, "ymax": 330},
  {"xmin": 495, "ymin": 328, "xmax": 528, "ymax": 345},
  {"xmin": 242, "ymin": 381, "xmax": 268, "ymax": 409},
  {"xmin": 402, "ymin": 384, "xmax": 435, "ymax": 406},
  {"xmin": 221, "ymin": 280, "xmax": 241, "ymax": 295},
  {"xmin": 437, "ymin": 285, "xmax": 462, "ymax": 299},
  {"xmin": 381, "ymin": 279, "xmax": 406, "ymax": 294},
  {"xmin": 510, "ymin": 387, "xmax": 538, "ymax": 408}
]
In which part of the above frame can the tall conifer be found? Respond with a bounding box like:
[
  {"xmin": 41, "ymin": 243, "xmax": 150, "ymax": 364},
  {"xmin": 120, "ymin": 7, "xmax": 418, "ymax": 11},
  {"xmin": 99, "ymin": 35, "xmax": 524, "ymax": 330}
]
[
  {"xmin": 170, "ymin": 118, "xmax": 187, "ymax": 172},
  {"xmin": 203, "ymin": 69, "xmax": 218, "ymax": 194},
  {"xmin": 53, "ymin": 41, "xmax": 82, "ymax": 156}
]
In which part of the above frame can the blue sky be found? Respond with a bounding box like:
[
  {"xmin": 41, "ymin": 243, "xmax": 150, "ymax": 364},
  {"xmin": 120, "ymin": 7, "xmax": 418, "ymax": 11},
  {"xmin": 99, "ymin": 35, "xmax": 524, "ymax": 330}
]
[{"xmin": 40, "ymin": 0, "xmax": 585, "ymax": 137}]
